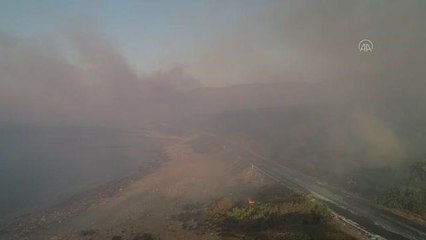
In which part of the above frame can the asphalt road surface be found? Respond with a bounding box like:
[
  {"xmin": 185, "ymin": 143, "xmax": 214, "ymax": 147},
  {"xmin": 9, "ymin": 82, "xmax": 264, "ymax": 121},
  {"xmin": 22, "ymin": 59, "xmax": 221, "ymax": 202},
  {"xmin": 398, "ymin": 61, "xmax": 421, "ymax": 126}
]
[{"xmin": 223, "ymin": 140, "xmax": 426, "ymax": 240}]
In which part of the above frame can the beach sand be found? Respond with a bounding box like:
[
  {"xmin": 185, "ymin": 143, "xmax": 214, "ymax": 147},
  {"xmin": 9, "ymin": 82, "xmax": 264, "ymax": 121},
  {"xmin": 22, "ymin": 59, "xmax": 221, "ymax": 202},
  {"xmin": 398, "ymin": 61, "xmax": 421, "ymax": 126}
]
[{"xmin": 0, "ymin": 136, "xmax": 236, "ymax": 239}]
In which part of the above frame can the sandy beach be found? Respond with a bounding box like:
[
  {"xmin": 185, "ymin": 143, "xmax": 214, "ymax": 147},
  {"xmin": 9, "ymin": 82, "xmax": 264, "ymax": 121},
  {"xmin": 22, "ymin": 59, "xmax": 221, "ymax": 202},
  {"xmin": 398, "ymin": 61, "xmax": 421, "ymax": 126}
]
[{"xmin": 0, "ymin": 135, "xmax": 233, "ymax": 239}]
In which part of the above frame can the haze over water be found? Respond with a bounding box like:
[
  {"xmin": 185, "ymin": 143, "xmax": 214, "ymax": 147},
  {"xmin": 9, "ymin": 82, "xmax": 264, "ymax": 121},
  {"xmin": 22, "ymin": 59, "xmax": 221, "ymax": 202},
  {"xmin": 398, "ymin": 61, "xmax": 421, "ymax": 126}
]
[{"xmin": 0, "ymin": 127, "xmax": 166, "ymax": 220}]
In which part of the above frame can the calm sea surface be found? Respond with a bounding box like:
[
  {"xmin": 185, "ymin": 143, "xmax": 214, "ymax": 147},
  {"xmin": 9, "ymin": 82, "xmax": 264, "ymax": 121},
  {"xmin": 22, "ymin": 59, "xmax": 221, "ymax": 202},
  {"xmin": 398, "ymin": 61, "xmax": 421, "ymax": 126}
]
[{"xmin": 0, "ymin": 127, "xmax": 169, "ymax": 220}]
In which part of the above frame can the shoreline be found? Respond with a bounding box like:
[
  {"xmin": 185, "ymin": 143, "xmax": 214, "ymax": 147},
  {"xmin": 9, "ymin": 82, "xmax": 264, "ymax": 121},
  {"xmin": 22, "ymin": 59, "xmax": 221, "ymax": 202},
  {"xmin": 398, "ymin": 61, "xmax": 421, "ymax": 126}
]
[
  {"xmin": 0, "ymin": 149, "xmax": 169, "ymax": 239},
  {"xmin": 1, "ymin": 135, "xmax": 367, "ymax": 240}
]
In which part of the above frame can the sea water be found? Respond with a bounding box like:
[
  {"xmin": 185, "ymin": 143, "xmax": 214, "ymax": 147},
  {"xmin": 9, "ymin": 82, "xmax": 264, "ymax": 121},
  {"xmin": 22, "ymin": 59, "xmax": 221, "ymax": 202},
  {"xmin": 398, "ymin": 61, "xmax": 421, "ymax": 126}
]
[{"xmin": 0, "ymin": 127, "xmax": 168, "ymax": 220}]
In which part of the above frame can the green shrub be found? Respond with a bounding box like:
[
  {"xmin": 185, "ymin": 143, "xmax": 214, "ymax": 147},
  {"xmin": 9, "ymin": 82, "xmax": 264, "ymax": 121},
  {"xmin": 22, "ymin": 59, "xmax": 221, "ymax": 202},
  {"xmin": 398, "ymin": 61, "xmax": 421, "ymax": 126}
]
[
  {"xmin": 224, "ymin": 201, "xmax": 331, "ymax": 230},
  {"xmin": 378, "ymin": 186, "xmax": 426, "ymax": 213}
]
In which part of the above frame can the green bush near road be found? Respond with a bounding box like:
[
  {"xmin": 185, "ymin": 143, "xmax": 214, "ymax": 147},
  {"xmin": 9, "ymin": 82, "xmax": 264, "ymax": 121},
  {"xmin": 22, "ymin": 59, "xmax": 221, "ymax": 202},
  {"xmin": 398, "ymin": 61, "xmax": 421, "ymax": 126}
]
[
  {"xmin": 225, "ymin": 201, "xmax": 331, "ymax": 230},
  {"xmin": 206, "ymin": 184, "xmax": 354, "ymax": 240},
  {"xmin": 378, "ymin": 186, "xmax": 426, "ymax": 213}
]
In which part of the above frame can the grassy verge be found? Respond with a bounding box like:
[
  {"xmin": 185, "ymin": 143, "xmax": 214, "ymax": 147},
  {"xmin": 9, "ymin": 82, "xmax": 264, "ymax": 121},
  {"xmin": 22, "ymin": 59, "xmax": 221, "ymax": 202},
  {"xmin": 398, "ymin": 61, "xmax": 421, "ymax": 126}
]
[{"xmin": 174, "ymin": 184, "xmax": 356, "ymax": 240}]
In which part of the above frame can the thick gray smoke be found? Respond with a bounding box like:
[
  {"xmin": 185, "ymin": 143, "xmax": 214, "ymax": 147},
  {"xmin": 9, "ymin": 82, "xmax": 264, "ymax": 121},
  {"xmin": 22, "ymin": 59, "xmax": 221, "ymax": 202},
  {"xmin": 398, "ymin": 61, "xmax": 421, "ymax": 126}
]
[
  {"xmin": 0, "ymin": 25, "xmax": 201, "ymax": 127},
  {"xmin": 190, "ymin": 0, "xmax": 426, "ymax": 85},
  {"xmin": 0, "ymin": 0, "xmax": 425, "ymax": 133}
]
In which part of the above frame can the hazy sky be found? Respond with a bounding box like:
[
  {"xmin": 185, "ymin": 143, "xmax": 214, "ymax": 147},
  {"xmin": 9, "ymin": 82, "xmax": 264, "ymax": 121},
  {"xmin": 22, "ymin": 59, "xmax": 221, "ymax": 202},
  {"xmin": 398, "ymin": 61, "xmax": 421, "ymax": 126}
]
[
  {"xmin": 0, "ymin": 0, "xmax": 208, "ymax": 74},
  {"xmin": 1, "ymin": 0, "xmax": 259, "ymax": 85},
  {"xmin": 1, "ymin": 0, "xmax": 425, "ymax": 85},
  {"xmin": 0, "ymin": 0, "xmax": 425, "ymax": 126}
]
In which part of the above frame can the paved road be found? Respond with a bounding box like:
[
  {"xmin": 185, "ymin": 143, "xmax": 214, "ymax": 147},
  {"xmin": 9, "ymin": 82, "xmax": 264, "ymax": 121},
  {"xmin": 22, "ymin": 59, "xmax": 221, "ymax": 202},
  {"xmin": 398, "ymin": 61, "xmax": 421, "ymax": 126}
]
[{"xmin": 223, "ymin": 140, "xmax": 426, "ymax": 240}]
